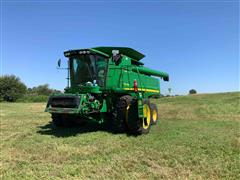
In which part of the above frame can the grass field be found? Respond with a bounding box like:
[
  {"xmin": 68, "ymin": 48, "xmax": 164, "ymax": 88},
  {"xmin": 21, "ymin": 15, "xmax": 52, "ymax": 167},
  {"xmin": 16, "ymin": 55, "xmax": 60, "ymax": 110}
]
[{"xmin": 0, "ymin": 92, "xmax": 239, "ymax": 179}]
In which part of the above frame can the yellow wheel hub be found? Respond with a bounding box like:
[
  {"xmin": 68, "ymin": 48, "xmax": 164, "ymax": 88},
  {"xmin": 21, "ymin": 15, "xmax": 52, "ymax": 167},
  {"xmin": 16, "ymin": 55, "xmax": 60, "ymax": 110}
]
[
  {"xmin": 152, "ymin": 109, "xmax": 157, "ymax": 122},
  {"xmin": 143, "ymin": 104, "xmax": 151, "ymax": 129}
]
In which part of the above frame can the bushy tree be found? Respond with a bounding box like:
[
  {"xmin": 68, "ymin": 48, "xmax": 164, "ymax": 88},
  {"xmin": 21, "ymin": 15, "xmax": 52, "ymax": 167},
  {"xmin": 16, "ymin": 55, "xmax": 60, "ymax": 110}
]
[
  {"xmin": 0, "ymin": 75, "xmax": 27, "ymax": 102},
  {"xmin": 189, "ymin": 89, "xmax": 197, "ymax": 94},
  {"xmin": 27, "ymin": 84, "xmax": 61, "ymax": 96}
]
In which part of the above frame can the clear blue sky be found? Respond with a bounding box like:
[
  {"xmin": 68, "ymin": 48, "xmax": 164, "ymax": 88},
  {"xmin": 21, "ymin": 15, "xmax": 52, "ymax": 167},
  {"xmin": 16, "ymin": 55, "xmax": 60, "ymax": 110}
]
[{"xmin": 1, "ymin": 1, "xmax": 239, "ymax": 95}]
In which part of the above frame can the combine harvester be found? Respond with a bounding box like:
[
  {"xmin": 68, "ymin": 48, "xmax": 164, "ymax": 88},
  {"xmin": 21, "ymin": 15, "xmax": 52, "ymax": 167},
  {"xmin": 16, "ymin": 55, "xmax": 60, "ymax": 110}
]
[{"xmin": 45, "ymin": 47, "xmax": 169, "ymax": 134}]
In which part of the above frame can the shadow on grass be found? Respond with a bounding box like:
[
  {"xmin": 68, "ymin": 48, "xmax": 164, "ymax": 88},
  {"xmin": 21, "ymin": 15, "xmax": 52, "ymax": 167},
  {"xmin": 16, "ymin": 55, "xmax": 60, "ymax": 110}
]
[{"xmin": 37, "ymin": 121, "xmax": 122, "ymax": 137}]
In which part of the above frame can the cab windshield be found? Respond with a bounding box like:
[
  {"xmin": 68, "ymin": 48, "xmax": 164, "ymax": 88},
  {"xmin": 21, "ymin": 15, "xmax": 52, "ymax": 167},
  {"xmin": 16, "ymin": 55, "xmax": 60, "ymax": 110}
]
[{"xmin": 70, "ymin": 54, "xmax": 107, "ymax": 87}]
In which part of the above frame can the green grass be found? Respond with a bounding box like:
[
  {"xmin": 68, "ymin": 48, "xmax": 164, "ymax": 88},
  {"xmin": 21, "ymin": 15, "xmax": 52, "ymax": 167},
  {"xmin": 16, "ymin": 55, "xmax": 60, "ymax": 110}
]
[{"xmin": 0, "ymin": 92, "xmax": 239, "ymax": 179}]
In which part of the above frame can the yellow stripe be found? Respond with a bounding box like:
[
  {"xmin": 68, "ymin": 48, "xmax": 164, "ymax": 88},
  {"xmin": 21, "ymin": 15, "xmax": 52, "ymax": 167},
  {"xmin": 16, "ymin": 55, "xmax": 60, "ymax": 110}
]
[{"xmin": 123, "ymin": 88, "xmax": 159, "ymax": 93}]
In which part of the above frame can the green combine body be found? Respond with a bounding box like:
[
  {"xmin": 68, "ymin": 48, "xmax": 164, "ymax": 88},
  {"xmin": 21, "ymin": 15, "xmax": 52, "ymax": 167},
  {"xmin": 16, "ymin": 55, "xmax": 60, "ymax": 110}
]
[{"xmin": 45, "ymin": 47, "xmax": 169, "ymax": 134}]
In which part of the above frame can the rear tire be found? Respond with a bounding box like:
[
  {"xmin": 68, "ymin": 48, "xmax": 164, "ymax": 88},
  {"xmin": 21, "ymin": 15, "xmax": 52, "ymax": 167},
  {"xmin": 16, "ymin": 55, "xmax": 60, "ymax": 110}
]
[{"xmin": 150, "ymin": 103, "xmax": 158, "ymax": 125}]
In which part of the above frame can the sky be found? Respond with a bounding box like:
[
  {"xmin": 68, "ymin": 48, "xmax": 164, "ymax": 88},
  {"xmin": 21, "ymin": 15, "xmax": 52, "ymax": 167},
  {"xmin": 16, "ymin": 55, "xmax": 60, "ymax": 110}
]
[{"xmin": 1, "ymin": 0, "xmax": 239, "ymax": 95}]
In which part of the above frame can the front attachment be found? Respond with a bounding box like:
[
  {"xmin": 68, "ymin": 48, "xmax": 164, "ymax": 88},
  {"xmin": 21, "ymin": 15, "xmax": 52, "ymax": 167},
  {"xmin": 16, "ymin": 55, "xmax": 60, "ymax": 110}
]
[{"xmin": 45, "ymin": 94, "xmax": 80, "ymax": 114}]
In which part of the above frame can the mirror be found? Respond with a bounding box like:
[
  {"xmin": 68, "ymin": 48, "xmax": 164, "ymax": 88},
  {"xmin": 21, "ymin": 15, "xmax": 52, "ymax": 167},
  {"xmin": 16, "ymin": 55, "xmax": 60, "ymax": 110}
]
[{"xmin": 57, "ymin": 59, "xmax": 61, "ymax": 67}]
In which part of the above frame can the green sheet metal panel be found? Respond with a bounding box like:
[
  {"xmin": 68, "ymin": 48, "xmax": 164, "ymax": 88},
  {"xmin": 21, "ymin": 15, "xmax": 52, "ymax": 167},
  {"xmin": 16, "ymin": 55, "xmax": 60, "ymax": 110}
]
[{"xmin": 106, "ymin": 64, "xmax": 160, "ymax": 96}]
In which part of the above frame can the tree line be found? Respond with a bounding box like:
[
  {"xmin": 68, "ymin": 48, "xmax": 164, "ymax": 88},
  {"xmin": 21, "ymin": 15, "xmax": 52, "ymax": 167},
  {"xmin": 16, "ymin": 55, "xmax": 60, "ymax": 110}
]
[
  {"xmin": 0, "ymin": 74, "xmax": 197, "ymax": 102},
  {"xmin": 0, "ymin": 75, "xmax": 61, "ymax": 102}
]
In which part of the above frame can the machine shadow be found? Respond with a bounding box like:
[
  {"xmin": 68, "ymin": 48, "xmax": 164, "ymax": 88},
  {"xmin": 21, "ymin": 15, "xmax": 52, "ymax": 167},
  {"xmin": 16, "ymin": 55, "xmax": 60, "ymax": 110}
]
[{"xmin": 37, "ymin": 120, "xmax": 123, "ymax": 137}]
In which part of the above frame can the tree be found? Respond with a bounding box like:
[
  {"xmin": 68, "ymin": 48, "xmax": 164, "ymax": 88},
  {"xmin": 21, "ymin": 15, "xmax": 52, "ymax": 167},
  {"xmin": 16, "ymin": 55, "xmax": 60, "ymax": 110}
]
[
  {"xmin": 27, "ymin": 84, "xmax": 61, "ymax": 96},
  {"xmin": 33, "ymin": 84, "xmax": 52, "ymax": 96},
  {"xmin": 189, "ymin": 89, "xmax": 197, "ymax": 94},
  {"xmin": 168, "ymin": 88, "xmax": 172, "ymax": 95},
  {"xmin": 0, "ymin": 75, "xmax": 27, "ymax": 102}
]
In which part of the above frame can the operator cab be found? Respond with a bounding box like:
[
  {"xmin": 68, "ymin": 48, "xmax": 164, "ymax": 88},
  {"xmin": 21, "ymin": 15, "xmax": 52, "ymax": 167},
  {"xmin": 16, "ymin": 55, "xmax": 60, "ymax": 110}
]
[
  {"xmin": 63, "ymin": 47, "xmax": 147, "ymax": 89},
  {"xmin": 64, "ymin": 50, "xmax": 108, "ymax": 88}
]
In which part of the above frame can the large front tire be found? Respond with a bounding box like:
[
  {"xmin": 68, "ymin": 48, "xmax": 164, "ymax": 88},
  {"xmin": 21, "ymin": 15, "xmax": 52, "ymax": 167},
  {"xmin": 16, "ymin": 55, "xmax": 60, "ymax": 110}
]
[
  {"xmin": 111, "ymin": 96, "xmax": 152, "ymax": 135},
  {"xmin": 51, "ymin": 114, "xmax": 83, "ymax": 127},
  {"xmin": 51, "ymin": 113, "xmax": 64, "ymax": 127},
  {"xmin": 126, "ymin": 99, "xmax": 151, "ymax": 135},
  {"xmin": 111, "ymin": 95, "xmax": 132, "ymax": 133}
]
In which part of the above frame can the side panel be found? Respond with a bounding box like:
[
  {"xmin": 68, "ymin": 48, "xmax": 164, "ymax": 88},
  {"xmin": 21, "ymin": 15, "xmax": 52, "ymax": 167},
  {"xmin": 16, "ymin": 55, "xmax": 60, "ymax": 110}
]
[{"xmin": 106, "ymin": 61, "xmax": 160, "ymax": 97}]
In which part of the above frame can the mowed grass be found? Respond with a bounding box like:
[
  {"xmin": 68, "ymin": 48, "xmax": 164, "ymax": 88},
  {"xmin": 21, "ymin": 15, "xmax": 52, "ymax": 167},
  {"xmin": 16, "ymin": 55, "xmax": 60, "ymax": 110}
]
[{"xmin": 0, "ymin": 92, "xmax": 239, "ymax": 179}]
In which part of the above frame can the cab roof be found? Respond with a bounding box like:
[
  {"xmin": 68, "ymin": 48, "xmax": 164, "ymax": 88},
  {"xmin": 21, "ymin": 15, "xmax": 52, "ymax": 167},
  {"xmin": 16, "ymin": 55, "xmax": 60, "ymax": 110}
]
[
  {"xmin": 91, "ymin": 47, "xmax": 145, "ymax": 61},
  {"xmin": 64, "ymin": 47, "xmax": 145, "ymax": 61}
]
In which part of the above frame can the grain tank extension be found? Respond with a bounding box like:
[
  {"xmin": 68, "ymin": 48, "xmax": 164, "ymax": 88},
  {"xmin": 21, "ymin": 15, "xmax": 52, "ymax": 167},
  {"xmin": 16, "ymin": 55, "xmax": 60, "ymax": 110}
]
[{"xmin": 45, "ymin": 47, "xmax": 169, "ymax": 134}]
